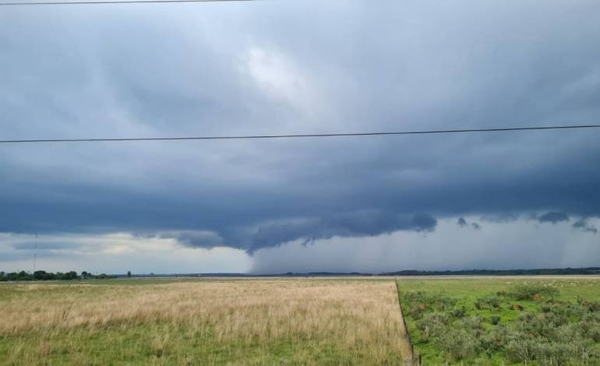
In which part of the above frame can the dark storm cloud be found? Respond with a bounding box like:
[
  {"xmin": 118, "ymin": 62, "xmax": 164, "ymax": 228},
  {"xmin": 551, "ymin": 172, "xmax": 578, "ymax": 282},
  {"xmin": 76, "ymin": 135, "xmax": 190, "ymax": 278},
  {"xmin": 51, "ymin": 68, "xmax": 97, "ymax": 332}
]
[
  {"xmin": 156, "ymin": 231, "xmax": 224, "ymax": 248},
  {"xmin": 573, "ymin": 218, "xmax": 598, "ymax": 234},
  {"xmin": 457, "ymin": 217, "xmax": 482, "ymax": 230},
  {"xmin": 247, "ymin": 211, "xmax": 437, "ymax": 252},
  {"xmin": 538, "ymin": 212, "xmax": 570, "ymax": 224},
  {"xmin": 411, "ymin": 214, "xmax": 437, "ymax": 232},
  {"xmin": 1, "ymin": 0, "xmax": 600, "ymax": 256}
]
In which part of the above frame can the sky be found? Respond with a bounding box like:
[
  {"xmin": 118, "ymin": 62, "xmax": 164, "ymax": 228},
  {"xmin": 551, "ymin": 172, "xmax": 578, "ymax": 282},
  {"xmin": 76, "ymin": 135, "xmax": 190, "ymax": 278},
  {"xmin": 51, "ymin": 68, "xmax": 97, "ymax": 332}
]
[{"xmin": 1, "ymin": 0, "xmax": 599, "ymax": 274}]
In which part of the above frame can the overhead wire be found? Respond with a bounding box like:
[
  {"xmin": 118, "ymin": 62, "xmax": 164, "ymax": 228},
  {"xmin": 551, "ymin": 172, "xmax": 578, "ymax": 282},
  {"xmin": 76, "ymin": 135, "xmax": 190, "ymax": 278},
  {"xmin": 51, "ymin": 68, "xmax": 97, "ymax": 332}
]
[
  {"xmin": 1, "ymin": 124, "xmax": 599, "ymax": 144},
  {"xmin": 1, "ymin": 0, "xmax": 598, "ymax": 145},
  {"xmin": 0, "ymin": 0, "xmax": 253, "ymax": 6}
]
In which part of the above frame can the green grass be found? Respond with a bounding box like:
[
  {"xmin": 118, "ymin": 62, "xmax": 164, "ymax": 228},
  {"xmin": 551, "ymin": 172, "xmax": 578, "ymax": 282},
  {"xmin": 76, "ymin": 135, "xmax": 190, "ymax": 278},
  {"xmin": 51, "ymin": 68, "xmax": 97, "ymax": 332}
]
[
  {"xmin": 0, "ymin": 323, "xmax": 370, "ymax": 366},
  {"xmin": 0, "ymin": 278, "xmax": 406, "ymax": 365},
  {"xmin": 398, "ymin": 277, "xmax": 600, "ymax": 365}
]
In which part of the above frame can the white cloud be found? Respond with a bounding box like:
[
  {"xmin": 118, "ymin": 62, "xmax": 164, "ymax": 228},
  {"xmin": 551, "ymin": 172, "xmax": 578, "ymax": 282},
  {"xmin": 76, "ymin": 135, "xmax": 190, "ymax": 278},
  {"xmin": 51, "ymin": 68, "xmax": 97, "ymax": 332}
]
[
  {"xmin": 0, "ymin": 233, "xmax": 251, "ymax": 274},
  {"xmin": 244, "ymin": 45, "xmax": 321, "ymax": 117}
]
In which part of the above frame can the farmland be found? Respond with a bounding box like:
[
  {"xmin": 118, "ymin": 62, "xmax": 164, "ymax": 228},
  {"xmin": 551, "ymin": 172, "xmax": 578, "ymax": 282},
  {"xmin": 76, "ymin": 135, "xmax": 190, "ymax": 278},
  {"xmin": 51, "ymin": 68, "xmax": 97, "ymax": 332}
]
[
  {"xmin": 398, "ymin": 277, "xmax": 600, "ymax": 365},
  {"xmin": 0, "ymin": 278, "xmax": 407, "ymax": 366},
  {"xmin": 2, "ymin": 276, "xmax": 600, "ymax": 365}
]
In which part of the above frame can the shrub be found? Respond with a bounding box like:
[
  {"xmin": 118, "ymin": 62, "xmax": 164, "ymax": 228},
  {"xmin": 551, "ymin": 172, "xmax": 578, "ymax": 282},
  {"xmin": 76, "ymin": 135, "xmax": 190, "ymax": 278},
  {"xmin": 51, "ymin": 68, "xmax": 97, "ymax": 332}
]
[
  {"xmin": 451, "ymin": 306, "xmax": 466, "ymax": 318},
  {"xmin": 438, "ymin": 328, "xmax": 480, "ymax": 361},
  {"xmin": 416, "ymin": 313, "xmax": 449, "ymax": 341},
  {"xmin": 516, "ymin": 312, "xmax": 558, "ymax": 338},
  {"xmin": 480, "ymin": 324, "xmax": 512, "ymax": 354},
  {"xmin": 404, "ymin": 291, "xmax": 457, "ymax": 312},
  {"xmin": 588, "ymin": 301, "xmax": 600, "ymax": 313},
  {"xmin": 505, "ymin": 339, "xmax": 536, "ymax": 364},
  {"xmin": 509, "ymin": 284, "xmax": 560, "ymax": 301},
  {"xmin": 534, "ymin": 341, "xmax": 573, "ymax": 366},
  {"xmin": 474, "ymin": 295, "xmax": 501, "ymax": 310},
  {"xmin": 490, "ymin": 315, "xmax": 501, "ymax": 325},
  {"xmin": 461, "ymin": 316, "xmax": 483, "ymax": 330},
  {"xmin": 580, "ymin": 316, "xmax": 600, "ymax": 342}
]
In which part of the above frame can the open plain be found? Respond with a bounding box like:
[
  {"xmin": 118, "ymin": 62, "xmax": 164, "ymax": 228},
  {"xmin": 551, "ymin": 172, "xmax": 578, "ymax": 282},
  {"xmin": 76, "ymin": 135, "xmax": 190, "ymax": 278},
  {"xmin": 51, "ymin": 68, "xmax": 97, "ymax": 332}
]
[
  {"xmin": 0, "ymin": 278, "xmax": 407, "ymax": 366},
  {"xmin": 2, "ymin": 276, "xmax": 600, "ymax": 365}
]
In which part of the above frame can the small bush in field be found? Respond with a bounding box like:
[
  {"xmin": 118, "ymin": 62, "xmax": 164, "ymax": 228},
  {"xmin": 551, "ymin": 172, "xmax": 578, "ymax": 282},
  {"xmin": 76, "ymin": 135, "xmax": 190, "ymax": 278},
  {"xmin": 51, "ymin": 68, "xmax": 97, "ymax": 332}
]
[
  {"xmin": 460, "ymin": 316, "xmax": 483, "ymax": 331},
  {"xmin": 533, "ymin": 340, "xmax": 594, "ymax": 366},
  {"xmin": 509, "ymin": 284, "xmax": 560, "ymax": 301},
  {"xmin": 416, "ymin": 313, "xmax": 449, "ymax": 341},
  {"xmin": 516, "ymin": 312, "xmax": 559, "ymax": 338},
  {"xmin": 580, "ymin": 315, "xmax": 600, "ymax": 342},
  {"xmin": 450, "ymin": 306, "xmax": 466, "ymax": 318},
  {"xmin": 474, "ymin": 295, "xmax": 501, "ymax": 310},
  {"xmin": 504, "ymin": 338, "xmax": 536, "ymax": 364},
  {"xmin": 489, "ymin": 315, "xmax": 500, "ymax": 325},
  {"xmin": 588, "ymin": 301, "xmax": 600, "ymax": 313},
  {"xmin": 404, "ymin": 291, "xmax": 457, "ymax": 312},
  {"xmin": 480, "ymin": 324, "xmax": 511, "ymax": 355},
  {"xmin": 438, "ymin": 328, "xmax": 480, "ymax": 361}
]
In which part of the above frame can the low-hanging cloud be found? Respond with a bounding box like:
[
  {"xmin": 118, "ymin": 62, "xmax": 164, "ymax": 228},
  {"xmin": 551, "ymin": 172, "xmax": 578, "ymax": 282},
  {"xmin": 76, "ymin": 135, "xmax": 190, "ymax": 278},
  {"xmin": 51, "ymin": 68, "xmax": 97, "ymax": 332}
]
[
  {"xmin": 250, "ymin": 218, "xmax": 600, "ymax": 274},
  {"xmin": 538, "ymin": 212, "xmax": 570, "ymax": 224},
  {"xmin": 155, "ymin": 230, "xmax": 225, "ymax": 248},
  {"xmin": 457, "ymin": 217, "xmax": 482, "ymax": 230},
  {"xmin": 573, "ymin": 218, "xmax": 598, "ymax": 234},
  {"xmin": 247, "ymin": 211, "xmax": 437, "ymax": 252}
]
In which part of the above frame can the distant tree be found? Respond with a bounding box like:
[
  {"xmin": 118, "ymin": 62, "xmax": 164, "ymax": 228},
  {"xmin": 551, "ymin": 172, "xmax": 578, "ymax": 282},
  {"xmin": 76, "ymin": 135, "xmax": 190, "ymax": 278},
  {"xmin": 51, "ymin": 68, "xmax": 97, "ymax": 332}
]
[
  {"xmin": 127, "ymin": 271, "xmax": 131, "ymax": 278},
  {"xmin": 34, "ymin": 270, "xmax": 48, "ymax": 280}
]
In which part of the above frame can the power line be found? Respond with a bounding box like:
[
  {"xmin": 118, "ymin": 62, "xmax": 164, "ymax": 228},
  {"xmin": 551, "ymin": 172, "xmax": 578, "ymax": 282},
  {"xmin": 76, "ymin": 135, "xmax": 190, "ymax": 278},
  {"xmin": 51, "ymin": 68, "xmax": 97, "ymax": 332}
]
[
  {"xmin": 0, "ymin": 0, "xmax": 252, "ymax": 6},
  {"xmin": 1, "ymin": 124, "xmax": 599, "ymax": 144}
]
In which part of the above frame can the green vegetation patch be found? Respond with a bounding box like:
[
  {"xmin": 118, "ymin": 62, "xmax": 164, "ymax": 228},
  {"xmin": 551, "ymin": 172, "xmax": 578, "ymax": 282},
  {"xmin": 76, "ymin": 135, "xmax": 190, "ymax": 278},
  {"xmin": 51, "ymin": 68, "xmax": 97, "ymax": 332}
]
[
  {"xmin": 0, "ymin": 322, "xmax": 391, "ymax": 366},
  {"xmin": 399, "ymin": 278, "xmax": 600, "ymax": 365}
]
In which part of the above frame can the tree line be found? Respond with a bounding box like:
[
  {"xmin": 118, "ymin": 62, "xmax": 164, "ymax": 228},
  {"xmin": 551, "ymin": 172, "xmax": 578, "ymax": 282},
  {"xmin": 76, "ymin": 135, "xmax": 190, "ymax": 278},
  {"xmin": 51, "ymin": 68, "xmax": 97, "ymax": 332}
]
[
  {"xmin": 0, "ymin": 270, "xmax": 115, "ymax": 281},
  {"xmin": 383, "ymin": 267, "xmax": 600, "ymax": 276}
]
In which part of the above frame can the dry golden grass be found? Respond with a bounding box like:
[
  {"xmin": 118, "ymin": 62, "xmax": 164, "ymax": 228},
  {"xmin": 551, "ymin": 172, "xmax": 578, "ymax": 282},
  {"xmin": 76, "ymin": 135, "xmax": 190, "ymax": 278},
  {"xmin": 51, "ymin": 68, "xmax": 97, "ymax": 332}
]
[{"xmin": 0, "ymin": 279, "xmax": 407, "ymax": 365}]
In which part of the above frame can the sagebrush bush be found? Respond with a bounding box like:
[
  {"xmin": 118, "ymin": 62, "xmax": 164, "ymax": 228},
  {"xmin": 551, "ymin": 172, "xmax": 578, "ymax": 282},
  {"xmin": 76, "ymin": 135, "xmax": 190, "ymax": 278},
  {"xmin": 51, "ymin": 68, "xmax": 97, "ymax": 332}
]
[
  {"xmin": 450, "ymin": 306, "xmax": 466, "ymax": 318},
  {"xmin": 504, "ymin": 338, "xmax": 536, "ymax": 364},
  {"xmin": 415, "ymin": 312, "xmax": 449, "ymax": 341},
  {"xmin": 489, "ymin": 315, "xmax": 500, "ymax": 325},
  {"xmin": 404, "ymin": 284, "xmax": 600, "ymax": 366},
  {"xmin": 438, "ymin": 328, "xmax": 480, "ymax": 361},
  {"xmin": 474, "ymin": 295, "xmax": 501, "ymax": 310},
  {"xmin": 509, "ymin": 284, "xmax": 560, "ymax": 301},
  {"xmin": 404, "ymin": 291, "xmax": 457, "ymax": 312}
]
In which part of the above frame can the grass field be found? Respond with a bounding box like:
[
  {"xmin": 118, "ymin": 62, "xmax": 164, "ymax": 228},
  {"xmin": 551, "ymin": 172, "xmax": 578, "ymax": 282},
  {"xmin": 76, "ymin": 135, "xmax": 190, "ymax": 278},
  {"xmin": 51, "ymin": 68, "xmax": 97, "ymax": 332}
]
[
  {"xmin": 398, "ymin": 277, "xmax": 600, "ymax": 365},
  {"xmin": 0, "ymin": 278, "xmax": 407, "ymax": 366},
  {"xmin": 3, "ymin": 276, "xmax": 599, "ymax": 366}
]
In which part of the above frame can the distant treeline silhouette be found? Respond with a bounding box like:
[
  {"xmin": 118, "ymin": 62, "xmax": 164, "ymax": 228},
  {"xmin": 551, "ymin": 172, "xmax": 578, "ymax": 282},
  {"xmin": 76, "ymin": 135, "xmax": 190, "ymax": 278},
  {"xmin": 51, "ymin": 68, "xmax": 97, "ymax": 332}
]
[
  {"xmin": 0, "ymin": 270, "xmax": 116, "ymax": 281},
  {"xmin": 381, "ymin": 267, "xmax": 600, "ymax": 276}
]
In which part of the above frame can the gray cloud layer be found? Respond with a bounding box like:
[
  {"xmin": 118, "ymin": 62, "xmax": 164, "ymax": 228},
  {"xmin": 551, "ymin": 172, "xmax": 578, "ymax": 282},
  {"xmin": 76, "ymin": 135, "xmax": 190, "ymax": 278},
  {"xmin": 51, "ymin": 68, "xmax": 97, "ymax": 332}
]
[
  {"xmin": 1, "ymin": 0, "xmax": 600, "ymax": 258},
  {"xmin": 538, "ymin": 212, "xmax": 570, "ymax": 224}
]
